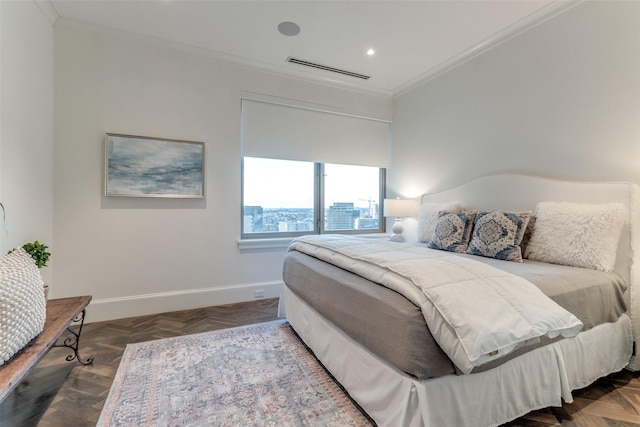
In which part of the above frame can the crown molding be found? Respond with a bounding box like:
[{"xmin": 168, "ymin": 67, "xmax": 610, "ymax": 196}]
[
  {"xmin": 33, "ymin": 0, "xmax": 60, "ymax": 26},
  {"xmin": 393, "ymin": 0, "xmax": 583, "ymax": 97}
]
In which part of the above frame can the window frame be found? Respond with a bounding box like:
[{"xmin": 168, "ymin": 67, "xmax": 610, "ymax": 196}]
[{"xmin": 241, "ymin": 158, "xmax": 386, "ymax": 240}]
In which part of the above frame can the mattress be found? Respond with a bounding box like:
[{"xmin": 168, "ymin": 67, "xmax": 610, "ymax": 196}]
[{"xmin": 282, "ymin": 248, "xmax": 628, "ymax": 379}]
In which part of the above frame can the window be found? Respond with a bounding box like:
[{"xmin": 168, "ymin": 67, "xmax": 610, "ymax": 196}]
[
  {"xmin": 323, "ymin": 163, "xmax": 382, "ymax": 232},
  {"xmin": 242, "ymin": 157, "xmax": 385, "ymax": 238},
  {"xmin": 240, "ymin": 97, "xmax": 390, "ymax": 242},
  {"xmin": 242, "ymin": 157, "xmax": 316, "ymax": 235}
]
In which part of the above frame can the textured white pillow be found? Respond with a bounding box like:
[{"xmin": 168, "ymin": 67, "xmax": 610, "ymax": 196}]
[
  {"xmin": 524, "ymin": 201, "xmax": 626, "ymax": 272},
  {"xmin": 0, "ymin": 247, "xmax": 46, "ymax": 365},
  {"xmin": 417, "ymin": 201, "xmax": 464, "ymax": 243}
]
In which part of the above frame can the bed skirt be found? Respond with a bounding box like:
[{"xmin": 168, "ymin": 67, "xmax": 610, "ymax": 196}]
[{"xmin": 281, "ymin": 285, "xmax": 633, "ymax": 427}]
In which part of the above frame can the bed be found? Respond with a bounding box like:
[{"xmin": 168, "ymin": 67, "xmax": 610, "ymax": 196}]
[{"xmin": 280, "ymin": 174, "xmax": 639, "ymax": 427}]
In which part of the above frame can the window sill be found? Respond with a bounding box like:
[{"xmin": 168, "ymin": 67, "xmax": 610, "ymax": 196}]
[
  {"xmin": 237, "ymin": 233, "xmax": 390, "ymax": 251},
  {"xmin": 237, "ymin": 237, "xmax": 294, "ymax": 251}
]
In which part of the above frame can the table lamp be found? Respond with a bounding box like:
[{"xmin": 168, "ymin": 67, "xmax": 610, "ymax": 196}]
[{"xmin": 383, "ymin": 198, "xmax": 416, "ymax": 242}]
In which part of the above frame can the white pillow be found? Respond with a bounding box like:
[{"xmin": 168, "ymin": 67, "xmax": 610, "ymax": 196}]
[
  {"xmin": 417, "ymin": 201, "xmax": 464, "ymax": 243},
  {"xmin": 0, "ymin": 248, "xmax": 46, "ymax": 364},
  {"xmin": 524, "ymin": 201, "xmax": 626, "ymax": 272}
]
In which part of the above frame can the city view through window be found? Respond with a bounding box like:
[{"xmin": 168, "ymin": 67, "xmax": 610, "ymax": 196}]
[{"xmin": 243, "ymin": 158, "xmax": 382, "ymax": 235}]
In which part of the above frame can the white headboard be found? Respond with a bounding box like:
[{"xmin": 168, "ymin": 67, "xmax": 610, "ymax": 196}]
[{"xmin": 420, "ymin": 174, "xmax": 639, "ymax": 368}]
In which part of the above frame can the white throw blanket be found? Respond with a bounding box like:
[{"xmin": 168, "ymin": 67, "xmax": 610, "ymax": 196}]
[{"xmin": 289, "ymin": 235, "xmax": 584, "ymax": 374}]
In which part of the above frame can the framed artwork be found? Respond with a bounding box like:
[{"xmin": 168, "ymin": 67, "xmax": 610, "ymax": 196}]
[{"xmin": 105, "ymin": 133, "xmax": 205, "ymax": 198}]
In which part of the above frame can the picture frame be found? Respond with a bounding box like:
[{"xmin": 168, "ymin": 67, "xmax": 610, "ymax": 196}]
[{"xmin": 105, "ymin": 133, "xmax": 205, "ymax": 198}]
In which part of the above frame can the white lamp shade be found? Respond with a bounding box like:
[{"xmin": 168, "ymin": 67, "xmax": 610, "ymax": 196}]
[{"xmin": 384, "ymin": 198, "xmax": 417, "ymax": 217}]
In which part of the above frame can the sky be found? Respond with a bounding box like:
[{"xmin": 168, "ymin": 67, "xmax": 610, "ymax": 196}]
[{"xmin": 243, "ymin": 158, "xmax": 379, "ymax": 209}]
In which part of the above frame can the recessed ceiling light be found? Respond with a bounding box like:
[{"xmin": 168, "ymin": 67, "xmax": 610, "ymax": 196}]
[
  {"xmin": 366, "ymin": 48, "xmax": 375, "ymax": 56},
  {"xmin": 278, "ymin": 22, "xmax": 300, "ymax": 37}
]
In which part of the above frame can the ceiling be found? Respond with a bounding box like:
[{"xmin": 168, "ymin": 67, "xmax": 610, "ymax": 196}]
[{"xmin": 48, "ymin": 0, "xmax": 571, "ymax": 96}]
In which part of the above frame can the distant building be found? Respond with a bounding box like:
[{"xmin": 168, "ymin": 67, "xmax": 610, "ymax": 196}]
[
  {"xmin": 326, "ymin": 202, "xmax": 358, "ymax": 230},
  {"xmin": 278, "ymin": 221, "xmax": 313, "ymax": 232},
  {"xmin": 356, "ymin": 217, "xmax": 379, "ymax": 229},
  {"xmin": 244, "ymin": 205, "xmax": 263, "ymax": 232}
]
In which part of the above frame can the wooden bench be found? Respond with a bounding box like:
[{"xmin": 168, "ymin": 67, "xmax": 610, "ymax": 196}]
[{"xmin": 0, "ymin": 295, "xmax": 93, "ymax": 402}]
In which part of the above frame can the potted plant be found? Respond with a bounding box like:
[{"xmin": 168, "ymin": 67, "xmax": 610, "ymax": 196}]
[{"xmin": 21, "ymin": 241, "xmax": 51, "ymax": 269}]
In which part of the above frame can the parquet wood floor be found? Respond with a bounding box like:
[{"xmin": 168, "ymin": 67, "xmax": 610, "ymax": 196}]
[{"xmin": 1, "ymin": 297, "xmax": 639, "ymax": 427}]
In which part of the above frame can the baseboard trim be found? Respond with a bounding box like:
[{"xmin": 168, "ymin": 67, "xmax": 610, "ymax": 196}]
[{"xmin": 85, "ymin": 281, "xmax": 283, "ymax": 323}]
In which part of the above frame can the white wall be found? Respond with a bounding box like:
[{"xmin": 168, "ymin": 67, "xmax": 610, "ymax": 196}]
[
  {"xmin": 53, "ymin": 22, "xmax": 392, "ymax": 322},
  {"xmin": 0, "ymin": 1, "xmax": 54, "ymax": 283},
  {"xmin": 50, "ymin": 1, "xmax": 640, "ymax": 322},
  {"xmin": 391, "ymin": 1, "xmax": 640, "ymax": 207}
]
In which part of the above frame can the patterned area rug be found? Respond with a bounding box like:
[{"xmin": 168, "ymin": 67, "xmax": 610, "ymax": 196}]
[{"xmin": 97, "ymin": 320, "xmax": 374, "ymax": 426}]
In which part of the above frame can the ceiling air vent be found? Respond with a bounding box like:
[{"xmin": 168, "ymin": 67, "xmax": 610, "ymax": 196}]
[{"xmin": 286, "ymin": 57, "xmax": 370, "ymax": 80}]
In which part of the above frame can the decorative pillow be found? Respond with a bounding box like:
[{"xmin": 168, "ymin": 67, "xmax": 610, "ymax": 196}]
[
  {"xmin": 524, "ymin": 201, "xmax": 626, "ymax": 272},
  {"xmin": 0, "ymin": 247, "xmax": 46, "ymax": 365},
  {"xmin": 519, "ymin": 215, "xmax": 536, "ymax": 255},
  {"xmin": 466, "ymin": 210, "xmax": 531, "ymax": 262},
  {"xmin": 417, "ymin": 201, "xmax": 464, "ymax": 243},
  {"xmin": 428, "ymin": 211, "xmax": 476, "ymax": 253}
]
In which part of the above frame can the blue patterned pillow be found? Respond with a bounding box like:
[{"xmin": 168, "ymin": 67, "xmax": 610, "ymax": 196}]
[
  {"xmin": 467, "ymin": 210, "xmax": 532, "ymax": 262},
  {"xmin": 428, "ymin": 211, "xmax": 476, "ymax": 253}
]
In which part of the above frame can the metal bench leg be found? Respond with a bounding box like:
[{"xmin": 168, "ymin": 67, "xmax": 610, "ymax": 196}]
[{"xmin": 53, "ymin": 308, "xmax": 94, "ymax": 365}]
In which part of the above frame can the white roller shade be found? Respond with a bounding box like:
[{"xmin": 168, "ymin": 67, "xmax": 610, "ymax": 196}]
[{"xmin": 241, "ymin": 98, "xmax": 390, "ymax": 167}]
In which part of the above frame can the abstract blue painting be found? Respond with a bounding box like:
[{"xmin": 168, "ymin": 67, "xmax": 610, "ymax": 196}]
[{"xmin": 105, "ymin": 134, "xmax": 204, "ymax": 198}]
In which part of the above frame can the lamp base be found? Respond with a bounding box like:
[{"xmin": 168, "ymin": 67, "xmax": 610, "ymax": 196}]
[
  {"xmin": 390, "ymin": 218, "xmax": 405, "ymax": 242},
  {"xmin": 390, "ymin": 233, "xmax": 405, "ymax": 242}
]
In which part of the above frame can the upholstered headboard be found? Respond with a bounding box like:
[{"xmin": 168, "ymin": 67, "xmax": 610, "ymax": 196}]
[{"xmin": 420, "ymin": 174, "xmax": 639, "ymax": 369}]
